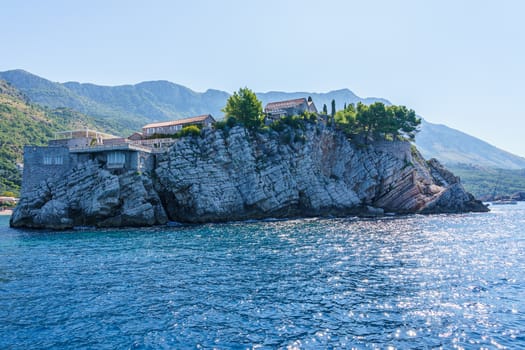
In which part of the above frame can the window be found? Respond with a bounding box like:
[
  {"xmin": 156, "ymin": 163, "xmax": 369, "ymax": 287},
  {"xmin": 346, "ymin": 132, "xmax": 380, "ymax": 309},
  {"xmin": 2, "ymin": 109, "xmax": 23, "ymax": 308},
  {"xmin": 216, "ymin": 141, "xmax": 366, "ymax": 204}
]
[
  {"xmin": 107, "ymin": 152, "xmax": 126, "ymax": 167},
  {"xmin": 43, "ymin": 155, "xmax": 52, "ymax": 165},
  {"xmin": 54, "ymin": 156, "xmax": 63, "ymax": 165}
]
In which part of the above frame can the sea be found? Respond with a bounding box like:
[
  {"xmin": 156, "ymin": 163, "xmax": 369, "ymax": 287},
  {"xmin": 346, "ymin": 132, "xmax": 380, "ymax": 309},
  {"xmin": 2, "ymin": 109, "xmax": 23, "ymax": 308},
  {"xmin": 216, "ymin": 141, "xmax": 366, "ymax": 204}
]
[{"xmin": 1, "ymin": 204, "xmax": 524, "ymax": 349}]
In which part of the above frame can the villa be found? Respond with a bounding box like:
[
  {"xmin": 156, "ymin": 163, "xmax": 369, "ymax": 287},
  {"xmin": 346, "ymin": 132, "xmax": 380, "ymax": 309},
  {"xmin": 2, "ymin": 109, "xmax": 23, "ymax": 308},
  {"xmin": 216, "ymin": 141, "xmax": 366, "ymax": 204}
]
[
  {"xmin": 142, "ymin": 114, "xmax": 215, "ymax": 137},
  {"xmin": 21, "ymin": 115, "xmax": 216, "ymax": 193},
  {"xmin": 264, "ymin": 97, "xmax": 318, "ymax": 122}
]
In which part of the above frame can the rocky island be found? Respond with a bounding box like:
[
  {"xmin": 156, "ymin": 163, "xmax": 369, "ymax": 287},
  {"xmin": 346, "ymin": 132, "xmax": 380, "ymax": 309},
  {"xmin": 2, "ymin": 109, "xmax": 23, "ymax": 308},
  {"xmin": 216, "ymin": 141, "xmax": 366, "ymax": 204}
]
[
  {"xmin": 10, "ymin": 125, "xmax": 487, "ymax": 229},
  {"xmin": 10, "ymin": 91, "xmax": 488, "ymax": 229}
]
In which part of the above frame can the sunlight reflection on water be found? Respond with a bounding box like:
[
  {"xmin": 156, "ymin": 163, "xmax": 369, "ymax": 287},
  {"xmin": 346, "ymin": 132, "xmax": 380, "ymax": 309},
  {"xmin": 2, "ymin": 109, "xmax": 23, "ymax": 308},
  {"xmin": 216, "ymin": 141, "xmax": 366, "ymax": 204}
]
[{"xmin": 0, "ymin": 204, "xmax": 524, "ymax": 348}]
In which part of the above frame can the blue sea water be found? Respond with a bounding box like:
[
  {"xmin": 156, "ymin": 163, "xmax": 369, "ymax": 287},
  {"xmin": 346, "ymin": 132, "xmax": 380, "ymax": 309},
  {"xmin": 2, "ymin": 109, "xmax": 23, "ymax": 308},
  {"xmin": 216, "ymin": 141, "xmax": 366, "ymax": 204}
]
[{"xmin": 1, "ymin": 205, "xmax": 524, "ymax": 349}]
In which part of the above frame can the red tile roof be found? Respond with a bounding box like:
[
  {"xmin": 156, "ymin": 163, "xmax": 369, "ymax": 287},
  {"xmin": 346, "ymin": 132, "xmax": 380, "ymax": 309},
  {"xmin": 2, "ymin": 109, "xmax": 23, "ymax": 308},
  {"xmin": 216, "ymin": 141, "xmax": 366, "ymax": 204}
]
[
  {"xmin": 143, "ymin": 114, "xmax": 214, "ymax": 129},
  {"xmin": 264, "ymin": 98, "xmax": 307, "ymax": 112}
]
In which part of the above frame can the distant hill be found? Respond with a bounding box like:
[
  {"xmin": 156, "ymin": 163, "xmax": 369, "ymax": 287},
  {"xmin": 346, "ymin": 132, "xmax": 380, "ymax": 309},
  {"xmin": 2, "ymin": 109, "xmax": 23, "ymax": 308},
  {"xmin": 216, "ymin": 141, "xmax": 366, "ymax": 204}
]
[
  {"xmin": 2, "ymin": 69, "xmax": 525, "ymax": 173},
  {"xmin": 446, "ymin": 163, "xmax": 525, "ymax": 200},
  {"xmin": 0, "ymin": 70, "xmax": 229, "ymax": 128},
  {"xmin": 416, "ymin": 119, "xmax": 525, "ymax": 169},
  {"xmin": 63, "ymin": 80, "xmax": 230, "ymax": 123}
]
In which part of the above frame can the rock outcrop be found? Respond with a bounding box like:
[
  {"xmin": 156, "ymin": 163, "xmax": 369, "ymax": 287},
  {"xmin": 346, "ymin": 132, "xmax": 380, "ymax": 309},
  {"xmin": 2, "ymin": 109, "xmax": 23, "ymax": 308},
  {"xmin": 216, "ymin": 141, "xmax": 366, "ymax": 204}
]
[
  {"xmin": 11, "ymin": 160, "xmax": 167, "ymax": 229},
  {"xmin": 11, "ymin": 124, "xmax": 488, "ymax": 229}
]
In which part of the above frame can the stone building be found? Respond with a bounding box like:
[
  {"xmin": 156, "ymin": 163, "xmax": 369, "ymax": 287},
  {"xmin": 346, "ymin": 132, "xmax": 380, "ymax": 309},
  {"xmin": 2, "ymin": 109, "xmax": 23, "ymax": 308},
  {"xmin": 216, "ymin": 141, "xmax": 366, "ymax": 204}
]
[
  {"xmin": 142, "ymin": 114, "xmax": 215, "ymax": 137},
  {"xmin": 22, "ymin": 129, "xmax": 154, "ymax": 194},
  {"xmin": 49, "ymin": 129, "xmax": 117, "ymax": 148},
  {"xmin": 264, "ymin": 98, "xmax": 318, "ymax": 122}
]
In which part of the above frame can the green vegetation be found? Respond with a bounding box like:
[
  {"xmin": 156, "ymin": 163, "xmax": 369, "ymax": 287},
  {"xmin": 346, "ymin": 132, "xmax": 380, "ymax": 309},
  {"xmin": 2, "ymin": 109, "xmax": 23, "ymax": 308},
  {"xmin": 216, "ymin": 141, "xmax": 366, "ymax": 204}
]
[
  {"xmin": 178, "ymin": 125, "xmax": 201, "ymax": 137},
  {"xmin": 213, "ymin": 116, "xmax": 237, "ymax": 131},
  {"xmin": 446, "ymin": 164, "xmax": 525, "ymax": 200},
  {"xmin": 145, "ymin": 124, "xmax": 203, "ymax": 140},
  {"xmin": 269, "ymin": 113, "xmax": 316, "ymax": 132},
  {"xmin": 334, "ymin": 102, "xmax": 421, "ymax": 142},
  {"xmin": 219, "ymin": 88, "xmax": 420, "ymax": 150},
  {"xmin": 0, "ymin": 91, "xmax": 53, "ymax": 196},
  {"xmin": 0, "ymin": 69, "xmax": 229, "ymax": 131},
  {"xmin": 222, "ymin": 87, "xmax": 263, "ymax": 130}
]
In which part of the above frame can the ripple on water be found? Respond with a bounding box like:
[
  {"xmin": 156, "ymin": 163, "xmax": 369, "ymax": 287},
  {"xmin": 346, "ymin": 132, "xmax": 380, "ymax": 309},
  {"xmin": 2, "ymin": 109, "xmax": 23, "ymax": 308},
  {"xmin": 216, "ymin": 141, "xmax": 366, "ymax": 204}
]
[{"xmin": 1, "ymin": 205, "xmax": 525, "ymax": 348}]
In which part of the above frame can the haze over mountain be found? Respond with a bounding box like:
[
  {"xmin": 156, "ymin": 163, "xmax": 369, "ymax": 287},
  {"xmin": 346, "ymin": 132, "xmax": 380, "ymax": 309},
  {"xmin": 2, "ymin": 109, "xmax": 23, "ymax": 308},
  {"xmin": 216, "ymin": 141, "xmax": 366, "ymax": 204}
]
[
  {"xmin": 1, "ymin": 69, "xmax": 524, "ymax": 171},
  {"xmin": 417, "ymin": 120, "xmax": 525, "ymax": 169}
]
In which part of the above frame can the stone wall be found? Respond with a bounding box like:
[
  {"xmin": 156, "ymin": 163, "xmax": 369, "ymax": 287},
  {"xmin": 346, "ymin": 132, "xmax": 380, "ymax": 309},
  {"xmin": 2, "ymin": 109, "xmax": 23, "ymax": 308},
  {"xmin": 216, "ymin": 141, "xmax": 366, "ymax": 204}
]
[{"xmin": 21, "ymin": 146, "xmax": 71, "ymax": 195}]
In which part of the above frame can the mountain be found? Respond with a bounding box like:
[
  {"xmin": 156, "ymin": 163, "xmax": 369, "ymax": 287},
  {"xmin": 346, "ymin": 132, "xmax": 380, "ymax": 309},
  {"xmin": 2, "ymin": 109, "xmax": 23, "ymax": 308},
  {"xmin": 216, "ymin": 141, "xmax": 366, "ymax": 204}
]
[
  {"xmin": 0, "ymin": 69, "xmax": 128, "ymax": 123},
  {"xmin": 416, "ymin": 119, "xmax": 525, "ymax": 169},
  {"xmin": 2, "ymin": 69, "xmax": 525, "ymax": 172},
  {"xmin": 0, "ymin": 70, "xmax": 229, "ymax": 128},
  {"xmin": 62, "ymin": 80, "xmax": 230, "ymax": 122}
]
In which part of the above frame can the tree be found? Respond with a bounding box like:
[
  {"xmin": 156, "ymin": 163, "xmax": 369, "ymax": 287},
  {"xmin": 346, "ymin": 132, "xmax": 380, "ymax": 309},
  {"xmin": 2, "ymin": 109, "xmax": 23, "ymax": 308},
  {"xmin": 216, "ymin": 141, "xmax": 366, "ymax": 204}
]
[
  {"xmin": 334, "ymin": 105, "xmax": 357, "ymax": 134},
  {"xmin": 322, "ymin": 104, "xmax": 328, "ymax": 115},
  {"xmin": 355, "ymin": 102, "xmax": 420, "ymax": 142},
  {"xmin": 393, "ymin": 105, "xmax": 420, "ymax": 140},
  {"xmin": 334, "ymin": 101, "xmax": 420, "ymax": 142},
  {"xmin": 222, "ymin": 87, "xmax": 263, "ymax": 129},
  {"xmin": 331, "ymin": 99, "xmax": 336, "ymax": 117}
]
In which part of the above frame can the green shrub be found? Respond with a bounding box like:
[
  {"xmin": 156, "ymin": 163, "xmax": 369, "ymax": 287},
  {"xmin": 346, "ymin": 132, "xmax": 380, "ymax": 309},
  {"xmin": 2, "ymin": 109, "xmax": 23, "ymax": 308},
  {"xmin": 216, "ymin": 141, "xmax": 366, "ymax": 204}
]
[
  {"xmin": 214, "ymin": 120, "xmax": 228, "ymax": 130},
  {"xmin": 1, "ymin": 191, "xmax": 17, "ymax": 197},
  {"xmin": 178, "ymin": 125, "xmax": 201, "ymax": 138},
  {"xmin": 270, "ymin": 119, "xmax": 286, "ymax": 132}
]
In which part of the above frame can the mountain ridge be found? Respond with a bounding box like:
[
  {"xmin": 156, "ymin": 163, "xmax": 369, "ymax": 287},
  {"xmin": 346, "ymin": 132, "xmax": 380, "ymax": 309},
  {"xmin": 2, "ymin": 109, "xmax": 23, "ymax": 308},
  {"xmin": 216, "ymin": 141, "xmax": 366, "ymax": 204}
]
[{"xmin": 416, "ymin": 119, "xmax": 525, "ymax": 169}]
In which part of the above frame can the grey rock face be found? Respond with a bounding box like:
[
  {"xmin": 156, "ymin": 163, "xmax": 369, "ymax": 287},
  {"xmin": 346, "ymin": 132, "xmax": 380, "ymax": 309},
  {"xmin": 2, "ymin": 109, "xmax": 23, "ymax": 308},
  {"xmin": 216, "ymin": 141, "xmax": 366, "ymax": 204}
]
[
  {"xmin": 11, "ymin": 124, "xmax": 487, "ymax": 229},
  {"xmin": 154, "ymin": 124, "xmax": 487, "ymax": 223},
  {"xmin": 11, "ymin": 160, "xmax": 167, "ymax": 229}
]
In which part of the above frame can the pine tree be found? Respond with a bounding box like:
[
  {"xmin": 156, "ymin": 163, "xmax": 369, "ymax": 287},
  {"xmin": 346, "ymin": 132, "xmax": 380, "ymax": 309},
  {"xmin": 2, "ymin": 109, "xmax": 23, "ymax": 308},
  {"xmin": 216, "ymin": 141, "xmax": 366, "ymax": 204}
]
[{"xmin": 222, "ymin": 87, "xmax": 263, "ymax": 130}]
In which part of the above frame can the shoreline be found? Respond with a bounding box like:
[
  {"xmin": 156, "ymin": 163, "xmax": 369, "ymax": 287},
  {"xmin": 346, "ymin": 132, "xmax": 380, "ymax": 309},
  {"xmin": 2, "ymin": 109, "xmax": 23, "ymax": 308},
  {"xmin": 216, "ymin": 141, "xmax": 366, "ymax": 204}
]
[
  {"xmin": 9, "ymin": 209, "xmax": 494, "ymax": 231},
  {"xmin": 0, "ymin": 209, "xmax": 13, "ymax": 216}
]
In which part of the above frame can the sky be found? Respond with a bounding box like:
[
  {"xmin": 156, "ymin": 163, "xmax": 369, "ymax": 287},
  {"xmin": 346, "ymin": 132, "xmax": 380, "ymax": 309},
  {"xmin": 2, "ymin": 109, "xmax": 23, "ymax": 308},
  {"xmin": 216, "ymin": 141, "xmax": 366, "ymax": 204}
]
[{"xmin": 2, "ymin": 0, "xmax": 525, "ymax": 156}]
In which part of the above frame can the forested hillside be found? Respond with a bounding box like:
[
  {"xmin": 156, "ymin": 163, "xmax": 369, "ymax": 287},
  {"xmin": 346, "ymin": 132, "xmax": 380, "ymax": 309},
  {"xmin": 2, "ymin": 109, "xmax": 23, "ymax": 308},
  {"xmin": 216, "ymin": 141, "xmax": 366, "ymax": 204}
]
[{"xmin": 447, "ymin": 164, "xmax": 525, "ymax": 200}]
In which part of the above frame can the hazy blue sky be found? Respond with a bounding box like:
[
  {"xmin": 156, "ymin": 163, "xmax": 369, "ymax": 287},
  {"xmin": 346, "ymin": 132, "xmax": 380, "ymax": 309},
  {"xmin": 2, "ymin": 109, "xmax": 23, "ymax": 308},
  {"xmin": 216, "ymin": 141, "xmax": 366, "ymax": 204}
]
[{"xmin": 2, "ymin": 0, "xmax": 525, "ymax": 156}]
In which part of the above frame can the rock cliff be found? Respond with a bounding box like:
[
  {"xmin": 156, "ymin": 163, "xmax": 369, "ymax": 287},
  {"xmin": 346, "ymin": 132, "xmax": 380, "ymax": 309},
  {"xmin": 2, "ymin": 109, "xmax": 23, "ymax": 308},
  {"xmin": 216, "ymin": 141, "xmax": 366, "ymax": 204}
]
[{"xmin": 11, "ymin": 124, "xmax": 488, "ymax": 229}]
